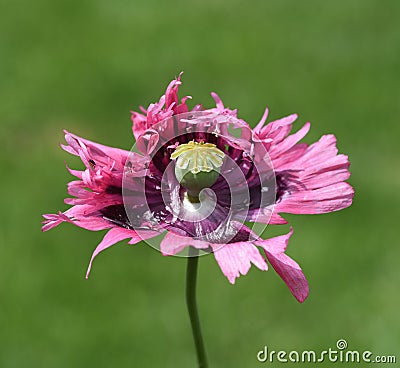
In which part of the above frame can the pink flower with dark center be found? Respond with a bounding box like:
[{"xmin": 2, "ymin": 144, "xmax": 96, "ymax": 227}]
[{"xmin": 43, "ymin": 74, "xmax": 353, "ymax": 303}]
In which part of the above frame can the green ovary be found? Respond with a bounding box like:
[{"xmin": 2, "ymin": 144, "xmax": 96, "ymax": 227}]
[{"xmin": 171, "ymin": 141, "xmax": 225, "ymax": 200}]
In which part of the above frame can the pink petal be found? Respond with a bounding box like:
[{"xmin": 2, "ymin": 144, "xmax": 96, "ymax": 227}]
[
  {"xmin": 212, "ymin": 242, "xmax": 268, "ymax": 284},
  {"xmin": 269, "ymin": 213, "xmax": 288, "ymax": 225},
  {"xmin": 41, "ymin": 206, "xmax": 113, "ymax": 232},
  {"xmin": 160, "ymin": 232, "xmax": 210, "ymax": 256},
  {"xmin": 276, "ymin": 182, "xmax": 354, "ymax": 214},
  {"xmin": 85, "ymin": 228, "xmax": 158, "ymax": 278},
  {"xmin": 255, "ymin": 228, "xmax": 293, "ymax": 253},
  {"xmin": 210, "ymin": 92, "xmax": 224, "ymax": 110},
  {"xmin": 131, "ymin": 111, "xmax": 147, "ymax": 140},
  {"xmin": 256, "ymin": 229, "xmax": 309, "ymax": 303},
  {"xmin": 301, "ymin": 163, "xmax": 351, "ymax": 190},
  {"xmin": 243, "ymin": 208, "xmax": 288, "ymax": 225},
  {"xmin": 254, "ymin": 107, "xmax": 269, "ymax": 133},
  {"xmin": 136, "ymin": 129, "xmax": 159, "ymax": 155},
  {"xmin": 66, "ymin": 165, "xmax": 83, "ymax": 179},
  {"xmin": 63, "ymin": 131, "xmax": 130, "ymax": 167},
  {"xmin": 258, "ymin": 114, "xmax": 298, "ymax": 142},
  {"xmin": 295, "ymin": 134, "xmax": 339, "ymax": 167},
  {"xmin": 165, "ymin": 72, "xmax": 183, "ymax": 108},
  {"xmin": 269, "ymin": 122, "xmax": 310, "ymax": 158},
  {"xmin": 271, "ymin": 143, "xmax": 308, "ymax": 170},
  {"xmin": 265, "ymin": 252, "xmax": 309, "ymax": 303}
]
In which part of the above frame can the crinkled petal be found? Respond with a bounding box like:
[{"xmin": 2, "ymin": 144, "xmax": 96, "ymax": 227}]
[
  {"xmin": 136, "ymin": 129, "xmax": 159, "ymax": 155},
  {"xmin": 271, "ymin": 144, "xmax": 308, "ymax": 170},
  {"xmin": 254, "ymin": 107, "xmax": 269, "ymax": 133},
  {"xmin": 274, "ymin": 132, "xmax": 354, "ymax": 215},
  {"xmin": 62, "ymin": 131, "xmax": 130, "ymax": 167},
  {"xmin": 212, "ymin": 242, "xmax": 268, "ymax": 284},
  {"xmin": 165, "ymin": 72, "xmax": 183, "ymax": 108},
  {"xmin": 269, "ymin": 122, "xmax": 310, "ymax": 159},
  {"xmin": 131, "ymin": 73, "xmax": 191, "ymax": 138},
  {"xmin": 86, "ymin": 228, "xmax": 159, "ymax": 278},
  {"xmin": 257, "ymin": 113, "xmax": 298, "ymax": 144},
  {"xmin": 208, "ymin": 92, "xmax": 238, "ymax": 117},
  {"xmin": 131, "ymin": 111, "xmax": 148, "ymax": 140},
  {"xmin": 42, "ymin": 206, "xmax": 113, "ymax": 232},
  {"xmin": 276, "ymin": 182, "xmax": 354, "ymax": 214},
  {"xmin": 268, "ymin": 213, "xmax": 288, "ymax": 225},
  {"xmin": 266, "ymin": 252, "xmax": 309, "ymax": 303},
  {"xmin": 160, "ymin": 232, "xmax": 210, "ymax": 256},
  {"xmin": 255, "ymin": 229, "xmax": 309, "ymax": 303}
]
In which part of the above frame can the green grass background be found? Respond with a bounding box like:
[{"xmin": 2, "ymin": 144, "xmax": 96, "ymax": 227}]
[{"xmin": 1, "ymin": 0, "xmax": 399, "ymax": 367}]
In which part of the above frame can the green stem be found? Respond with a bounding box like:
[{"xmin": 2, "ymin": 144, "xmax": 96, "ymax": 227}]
[{"xmin": 186, "ymin": 248, "xmax": 208, "ymax": 368}]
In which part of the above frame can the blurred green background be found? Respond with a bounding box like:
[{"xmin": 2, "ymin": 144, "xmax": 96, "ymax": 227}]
[{"xmin": 1, "ymin": 0, "xmax": 399, "ymax": 367}]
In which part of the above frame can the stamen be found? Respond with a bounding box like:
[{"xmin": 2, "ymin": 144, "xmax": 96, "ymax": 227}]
[{"xmin": 171, "ymin": 141, "xmax": 225, "ymax": 174}]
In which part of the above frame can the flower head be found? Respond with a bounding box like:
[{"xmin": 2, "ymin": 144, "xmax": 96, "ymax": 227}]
[{"xmin": 43, "ymin": 74, "xmax": 354, "ymax": 303}]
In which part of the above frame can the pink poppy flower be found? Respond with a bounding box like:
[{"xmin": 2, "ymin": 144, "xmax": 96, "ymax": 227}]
[{"xmin": 43, "ymin": 74, "xmax": 353, "ymax": 303}]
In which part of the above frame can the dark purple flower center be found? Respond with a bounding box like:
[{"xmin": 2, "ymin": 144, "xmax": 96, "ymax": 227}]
[{"xmin": 118, "ymin": 112, "xmax": 278, "ymax": 244}]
